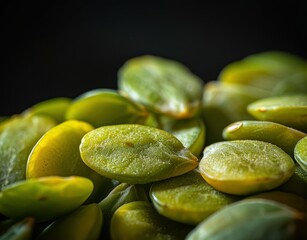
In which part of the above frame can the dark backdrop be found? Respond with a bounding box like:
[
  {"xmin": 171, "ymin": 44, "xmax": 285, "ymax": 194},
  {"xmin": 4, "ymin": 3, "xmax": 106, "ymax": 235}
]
[{"xmin": 1, "ymin": 0, "xmax": 307, "ymax": 116}]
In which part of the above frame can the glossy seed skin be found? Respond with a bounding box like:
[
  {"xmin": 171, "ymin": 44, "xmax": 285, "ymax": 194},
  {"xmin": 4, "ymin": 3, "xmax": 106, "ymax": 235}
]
[
  {"xmin": 118, "ymin": 55, "xmax": 203, "ymax": 119},
  {"xmin": 0, "ymin": 176, "xmax": 93, "ymax": 222},
  {"xmin": 80, "ymin": 124, "xmax": 198, "ymax": 184},
  {"xmin": 247, "ymin": 94, "xmax": 307, "ymax": 132},
  {"xmin": 150, "ymin": 170, "xmax": 239, "ymax": 225},
  {"xmin": 186, "ymin": 199, "xmax": 301, "ymax": 240},
  {"xmin": 223, "ymin": 120, "xmax": 306, "ymax": 156},
  {"xmin": 65, "ymin": 89, "xmax": 148, "ymax": 128},
  {"xmin": 199, "ymin": 140, "xmax": 295, "ymax": 195},
  {"xmin": 294, "ymin": 136, "xmax": 307, "ymax": 172}
]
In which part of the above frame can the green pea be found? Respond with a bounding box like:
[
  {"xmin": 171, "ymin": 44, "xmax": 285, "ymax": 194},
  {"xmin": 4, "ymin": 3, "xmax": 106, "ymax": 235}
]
[
  {"xmin": 294, "ymin": 136, "xmax": 307, "ymax": 172},
  {"xmin": 0, "ymin": 176, "xmax": 93, "ymax": 222},
  {"xmin": 199, "ymin": 140, "xmax": 295, "ymax": 195},
  {"xmin": 22, "ymin": 97, "xmax": 72, "ymax": 123},
  {"xmin": 186, "ymin": 199, "xmax": 302, "ymax": 240},
  {"xmin": 0, "ymin": 115, "xmax": 56, "ymax": 190},
  {"xmin": 80, "ymin": 124, "xmax": 198, "ymax": 184},
  {"xmin": 65, "ymin": 89, "xmax": 148, "ymax": 128},
  {"xmin": 36, "ymin": 203, "xmax": 102, "ymax": 240},
  {"xmin": 223, "ymin": 120, "xmax": 306, "ymax": 156},
  {"xmin": 247, "ymin": 94, "xmax": 307, "ymax": 132},
  {"xmin": 118, "ymin": 55, "xmax": 203, "ymax": 119},
  {"xmin": 150, "ymin": 170, "xmax": 240, "ymax": 225},
  {"xmin": 110, "ymin": 201, "xmax": 193, "ymax": 240}
]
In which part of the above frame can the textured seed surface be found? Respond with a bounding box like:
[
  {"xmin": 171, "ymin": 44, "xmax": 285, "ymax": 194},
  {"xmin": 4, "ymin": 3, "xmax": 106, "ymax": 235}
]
[
  {"xmin": 0, "ymin": 176, "xmax": 93, "ymax": 222},
  {"xmin": 199, "ymin": 140, "xmax": 295, "ymax": 195},
  {"xmin": 110, "ymin": 201, "xmax": 192, "ymax": 240},
  {"xmin": 247, "ymin": 94, "xmax": 307, "ymax": 131},
  {"xmin": 150, "ymin": 170, "xmax": 239, "ymax": 225},
  {"xmin": 80, "ymin": 124, "xmax": 198, "ymax": 184},
  {"xmin": 223, "ymin": 120, "xmax": 306, "ymax": 156},
  {"xmin": 118, "ymin": 55, "xmax": 203, "ymax": 118},
  {"xmin": 0, "ymin": 115, "xmax": 56, "ymax": 190}
]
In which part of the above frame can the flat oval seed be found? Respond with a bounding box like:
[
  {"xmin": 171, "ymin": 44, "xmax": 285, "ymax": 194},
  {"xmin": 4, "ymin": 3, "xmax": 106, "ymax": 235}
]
[
  {"xmin": 0, "ymin": 176, "xmax": 93, "ymax": 222},
  {"xmin": 118, "ymin": 55, "xmax": 203, "ymax": 119},
  {"xmin": 80, "ymin": 124, "xmax": 198, "ymax": 184},
  {"xmin": 0, "ymin": 115, "xmax": 56, "ymax": 190},
  {"xmin": 247, "ymin": 94, "xmax": 307, "ymax": 132},
  {"xmin": 201, "ymin": 81, "xmax": 268, "ymax": 144},
  {"xmin": 186, "ymin": 199, "xmax": 301, "ymax": 240},
  {"xmin": 65, "ymin": 89, "xmax": 148, "ymax": 128},
  {"xmin": 223, "ymin": 120, "xmax": 306, "ymax": 156},
  {"xmin": 110, "ymin": 201, "xmax": 193, "ymax": 240},
  {"xmin": 199, "ymin": 140, "xmax": 295, "ymax": 195},
  {"xmin": 150, "ymin": 170, "xmax": 240, "ymax": 225},
  {"xmin": 26, "ymin": 120, "xmax": 109, "ymax": 202}
]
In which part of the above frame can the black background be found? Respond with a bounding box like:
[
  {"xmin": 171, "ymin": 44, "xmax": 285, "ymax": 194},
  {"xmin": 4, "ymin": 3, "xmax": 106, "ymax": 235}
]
[{"xmin": 1, "ymin": 0, "xmax": 307, "ymax": 116}]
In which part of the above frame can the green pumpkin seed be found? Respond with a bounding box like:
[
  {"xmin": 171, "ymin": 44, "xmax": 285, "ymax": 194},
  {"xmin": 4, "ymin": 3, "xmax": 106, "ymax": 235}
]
[
  {"xmin": 160, "ymin": 117, "xmax": 206, "ymax": 157},
  {"xmin": 0, "ymin": 176, "xmax": 93, "ymax": 222},
  {"xmin": 118, "ymin": 55, "xmax": 203, "ymax": 119},
  {"xmin": 26, "ymin": 120, "xmax": 109, "ymax": 202},
  {"xmin": 110, "ymin": 201, "xmax": 193, "ymax": 240},
  {"xmin": 202, "ymin": 81, "xmax": 267, "ymax": 144},
  {"xmin": 36, "ymin": 203, "xmax": 102, "ymax": 240},
  {"xmin": 199, "ymin": 140, "xmax": 295, "ymax": 195},
  {"xmin": 0, "ymin": 115, "xmax": 56, "ymax": 190},
  {"xmin": 80, "ymin": 124, "xmax": 198, "ymax": 184},
  {"xmin": 22, "ymin": 97, "xmax": 72, "ymax": 123},
  {"xmin": 247, "ymin": 94, "xmax": 307, "ymax": 132},
  {"xmin": 294, "ymin": 136, "xmax": 307, "ymax": 172},
  {"xmin": 65, "ymin": 89, "xmax": 148, "ymax": 128},
  {"xmin": 150, "ymin": 170, "xmax": 240, "ymax": 225},
  {"xmin": 278, "ymin": 163, "xmax": 307, "ymax": 199},
  {"xmin": 222, "ymin": 120, "xmax": 306, "ymax": 156},
  {"xmin": 186, "ymin": 199, "xmax": 302, "ymax": 240}
]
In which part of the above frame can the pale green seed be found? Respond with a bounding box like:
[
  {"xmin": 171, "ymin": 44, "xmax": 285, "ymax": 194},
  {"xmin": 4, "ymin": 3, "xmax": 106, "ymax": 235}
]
[
  {"xmin": 65, "ymin": 89, "xmax": 148, "ymax": 128},
  {"xmin": 110, "ymin": 201, "xmax": 193, "ymax": 240},
  {"xmin": 247, "ymin": 94, "xmax": 307, "ymax": 132},
  {"xmin": 150, "ymin": 170, "xmax": 240, "ymax": 225},
  {"xmin": 0, "ymin": 176, "xmax": 93, "ymax": 222},
  {"xmin": 0, "ymin": 115, "xmax": 56, "ymax": 190},
  {"xmin": 199, "ymin": 140, "xmax": 295, "ymax": 195},
  {"xmin": 186, "ymin": 199, "xmax": 301, "ymax": 240},
  {"xmin": 80, "ymin": 124, "xmax": 198, "ymax": 184},
  {"xmin": 118, "ymin": 55, "xmax": 203, "ymax": 119},
  {"xmin": 223, "ymin": 120, "xmax": 306, "ymax": 156}
]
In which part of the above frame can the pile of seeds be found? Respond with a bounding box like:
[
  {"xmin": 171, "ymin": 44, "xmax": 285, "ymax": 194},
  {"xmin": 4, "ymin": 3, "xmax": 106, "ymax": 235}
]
[{"xmin": 0, "ymin": 51, "xmax": 307, "ymax": 240}]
